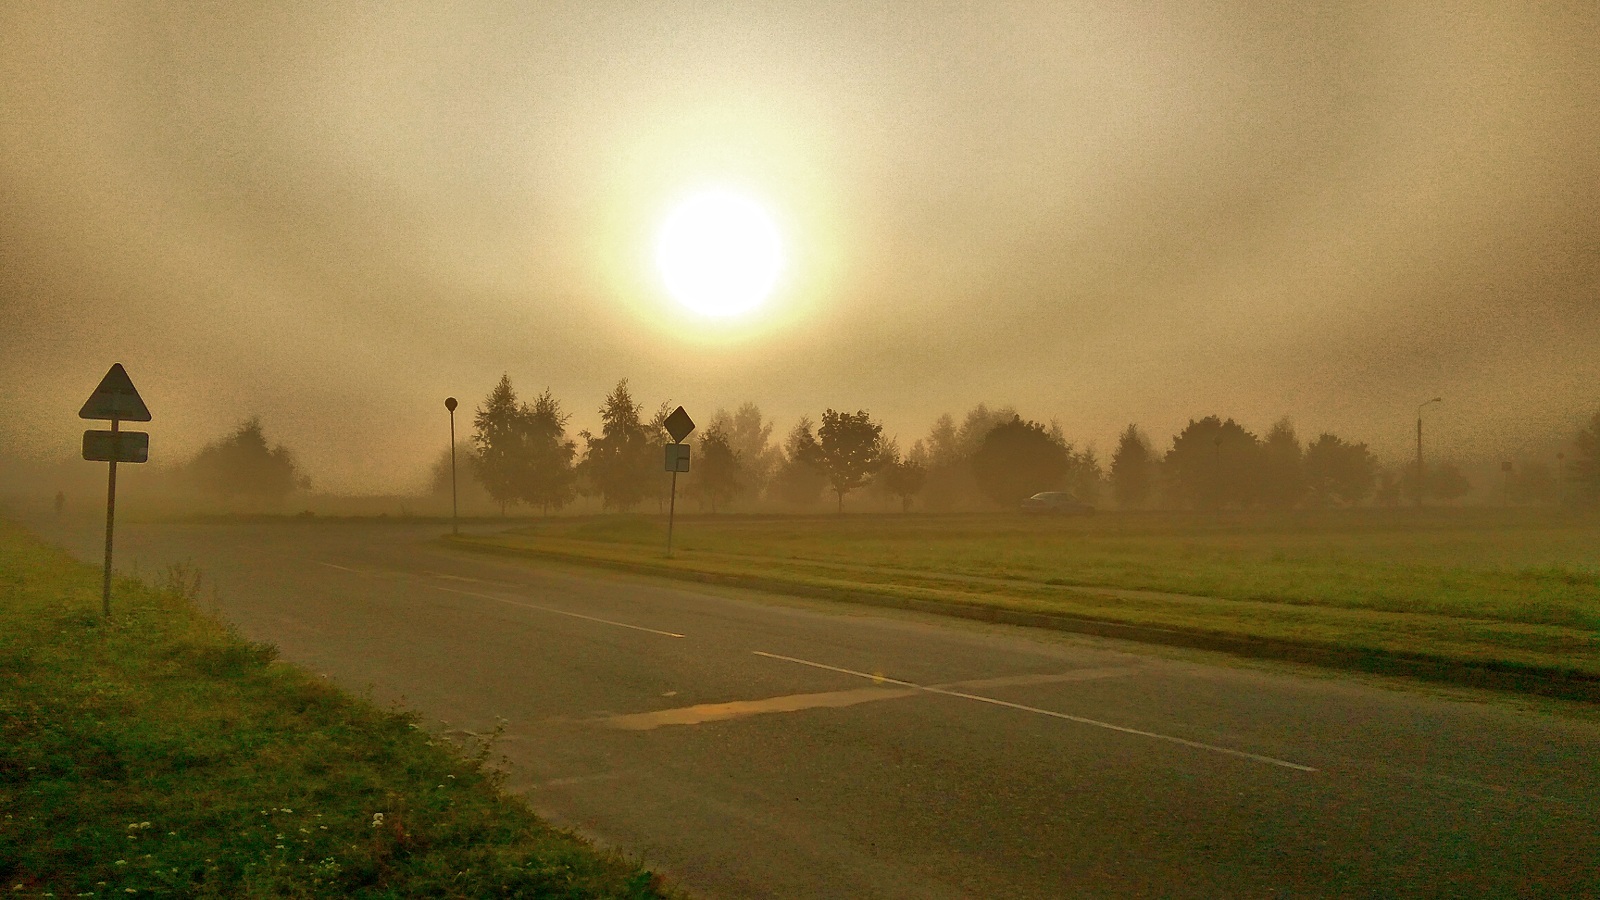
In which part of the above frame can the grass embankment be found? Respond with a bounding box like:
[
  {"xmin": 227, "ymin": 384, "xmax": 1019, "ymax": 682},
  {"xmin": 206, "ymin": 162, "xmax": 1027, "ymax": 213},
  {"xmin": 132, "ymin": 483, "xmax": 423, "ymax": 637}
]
[
  {"xmin": 0, "ymin": 521, "xmax": 667, "ymax": 898},
  {"xmin": 452, "ymin": 509, "xmax": 1600, "ymax": 700}
]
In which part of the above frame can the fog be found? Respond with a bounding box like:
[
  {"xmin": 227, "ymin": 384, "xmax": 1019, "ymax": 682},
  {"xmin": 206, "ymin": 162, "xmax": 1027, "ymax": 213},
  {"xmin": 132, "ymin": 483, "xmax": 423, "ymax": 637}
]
[{"xmin": 3, "ymin": 2, "xmax": 1596, "ymax": 495}]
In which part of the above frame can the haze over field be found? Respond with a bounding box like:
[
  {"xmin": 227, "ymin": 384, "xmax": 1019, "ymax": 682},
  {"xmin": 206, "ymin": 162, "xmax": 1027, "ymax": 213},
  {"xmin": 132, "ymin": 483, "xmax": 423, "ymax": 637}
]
[{"xmin": 2, "ymin": 2, "xmax": 1596, "ymax": 493}]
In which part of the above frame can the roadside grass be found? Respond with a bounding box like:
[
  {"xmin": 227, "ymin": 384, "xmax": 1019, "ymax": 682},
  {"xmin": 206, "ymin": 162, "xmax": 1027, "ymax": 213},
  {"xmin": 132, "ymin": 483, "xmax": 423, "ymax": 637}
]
[
  {"xmin": 0, "ymin": 520, "xmax": 668, "ymax": 898},
  {"xmin": 452, "ymin": 508, "xmax": 1600, "ymax": 687}
]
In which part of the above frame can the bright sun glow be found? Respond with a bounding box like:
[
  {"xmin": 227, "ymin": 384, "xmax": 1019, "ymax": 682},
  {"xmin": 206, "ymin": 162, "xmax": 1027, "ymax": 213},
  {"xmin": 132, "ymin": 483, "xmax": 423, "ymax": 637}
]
[{"xmin": 655, "ymin": 189, "xmax": 783, "ymax": 318}]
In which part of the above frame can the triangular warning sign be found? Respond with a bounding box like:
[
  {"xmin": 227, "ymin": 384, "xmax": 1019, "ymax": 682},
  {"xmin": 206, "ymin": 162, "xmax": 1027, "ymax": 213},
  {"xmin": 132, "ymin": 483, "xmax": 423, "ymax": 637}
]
[{"xmin": 79, "ymin": 363, "xmax": 152, "ymax": 422}]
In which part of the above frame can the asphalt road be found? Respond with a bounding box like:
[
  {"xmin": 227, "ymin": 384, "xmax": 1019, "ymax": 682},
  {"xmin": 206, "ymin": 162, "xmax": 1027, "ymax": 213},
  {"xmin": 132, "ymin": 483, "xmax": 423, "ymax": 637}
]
[{"xmin": 19, "ymin": 514, "xmax": 1600, "ymax": 897}]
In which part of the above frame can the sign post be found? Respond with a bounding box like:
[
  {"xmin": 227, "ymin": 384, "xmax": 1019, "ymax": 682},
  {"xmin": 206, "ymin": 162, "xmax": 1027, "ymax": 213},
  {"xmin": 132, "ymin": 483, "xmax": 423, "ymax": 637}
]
[
  {"xmin": 79, "ymin": 364, "xmax": 152, "ymax": 618},
  {"xmin": 662, "ymin": 406, "xmax": 695, "ymax": 558}
]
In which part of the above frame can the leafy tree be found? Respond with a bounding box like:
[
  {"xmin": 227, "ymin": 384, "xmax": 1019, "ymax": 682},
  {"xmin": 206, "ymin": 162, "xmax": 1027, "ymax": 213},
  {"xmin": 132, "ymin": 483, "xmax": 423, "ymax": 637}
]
[
  {"xmin": 817, "ymin": 409, "xmax": 885, "ymax": 512},
  {"xmin": 1259, "ymin": 418, "xmax": 1306, "ymax": 510},
  {"xmin": 919, "ymin": 405, "xmax": 1015, "ymax": 511},
  {"xmin": 1574, "ymin": 409, "xmax": 1600, "ymax": 505},
  {"xmin": 471, "ymin": 375, "xmax": 528, "ymax": 515},
  {"xmin": 1164, "ymin": 416, "xmax": 1263, "ymax": 510},
  {"xmin": 694, "ymin": 424, "xmax": 741, "ymax": 513},
  {"xmin": 970, "ymin": 416, "xmax": 1070, "ymax": 508},
  {"xmin": 188, "ymin": 417, "xmax": 308, "ymax": 508},
  {"xmin": 771, "ymin": 416, "xmax": 827, "ymax": 507},
  {"xmin": 522, "ymin": 389, "xmax": 577, "ymax": 515},
  {"xmin": 579, "ymin": 379, "xmax": 655, "ymax": 511},
  {"xmin": 707, "ymin": 403, "xmax": 780, "ymax": 502},
  {"xmin": 878, "ymin": 452, "xmax": 928, "ymax": 512},
  {"xmin": 1110, "ymin": 424, "xmax": 1154, "ymax": 509},
  {"xmin": 1302, "ymin": 433, "xmax": 1378, "ymax": 507}
]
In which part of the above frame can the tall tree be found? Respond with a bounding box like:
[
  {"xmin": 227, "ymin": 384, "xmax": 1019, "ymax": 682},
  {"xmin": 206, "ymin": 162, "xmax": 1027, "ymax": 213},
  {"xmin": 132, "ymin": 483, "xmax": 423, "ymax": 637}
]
[
  {"xmin": 771, "ymin": 416, "xmax": 828, "ymax": 508},
  {"xmin": 1303, "ymin": 433, "xmax": 1378, "ymax": 506},
  {"xmin": 1164, "ymin": 416, "xmax": 1263, "ymax": 510},
  {"xmin": 522, "ymin": 389, "xmax": 578, "ymax": 515},
  {"xmin": 1573, "ymin": 409, "xmax": 1600, "ymax": 505},
  {"xmin": 188, "ymin": 417, "xmax": 307, "ymax": 508},
  {"xmin": 693, "ymin": 424, "xmax": 741, "ymax": 513},
  {"xmin": 1259, "ymin": 418, "xmax": 1307, "ymax": 510},
  {"xmin": 471, "ymin": 375, "xmax": 528, "ymax": 515},
  {"xmin": 714, "ymin": 402, "xmax": 780, "ymax": 501},
  {"xmin": 970, "ymin": 416, "xmax": 1070, "ymax": 508},
  {"xmin": 877, "ymin": 442, "xmax": 928, "ymax": 512},
  {"xmin": 1110, "ymin": 424, "xmax": 1154, "ymax": 509},
  {"xmin": 817, "ymin": 409, "xmax": 885, "ymax": 512},
  {"xmin": 579, "ymin": 379, "xmax": 655, "ymax": 512}
]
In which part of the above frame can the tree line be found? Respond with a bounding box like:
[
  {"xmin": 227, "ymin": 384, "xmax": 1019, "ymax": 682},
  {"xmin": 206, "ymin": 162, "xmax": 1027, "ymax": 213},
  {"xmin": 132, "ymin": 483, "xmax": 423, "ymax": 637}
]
[
  {"xmin": 169, "ymin": 388, "xmax": 1600, "ymax": 514},
  {"xmin": 453, "ymin": 378, "xmax": 1600, "ymax": 514}
]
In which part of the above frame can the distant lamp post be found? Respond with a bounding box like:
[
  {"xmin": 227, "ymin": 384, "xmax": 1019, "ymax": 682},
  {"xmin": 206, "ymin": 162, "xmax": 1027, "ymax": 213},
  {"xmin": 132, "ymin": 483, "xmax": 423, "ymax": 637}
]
[
  {"xmin": 444, "ymin": 397, "xmax": 459, "ymax": 535},
  {"xmin": 1416, "ymin": 397, "xmax": 1442, "ymax": 509}
]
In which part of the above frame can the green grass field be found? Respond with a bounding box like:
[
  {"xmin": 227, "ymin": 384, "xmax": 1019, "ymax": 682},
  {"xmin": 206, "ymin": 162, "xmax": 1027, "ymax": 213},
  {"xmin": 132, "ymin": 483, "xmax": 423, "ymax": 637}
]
[
  {"xmin": 0, "ymin": 521, "xmax": 667, "ymax": 898},
  {"xmin": 456, "ymin": 508, "xmax": 1600, "ymax": 689}
]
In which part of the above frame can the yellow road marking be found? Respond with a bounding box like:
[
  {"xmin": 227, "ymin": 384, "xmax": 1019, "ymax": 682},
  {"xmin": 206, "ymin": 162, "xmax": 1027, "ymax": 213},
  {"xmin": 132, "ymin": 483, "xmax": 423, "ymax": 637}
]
[
  {"xmin": 603, "ymin": 667, "xmax": 1138, "ymax": 731},
  {"xmin": 607, "ymin": 687, "xmax": 917, "ymax": 730}
]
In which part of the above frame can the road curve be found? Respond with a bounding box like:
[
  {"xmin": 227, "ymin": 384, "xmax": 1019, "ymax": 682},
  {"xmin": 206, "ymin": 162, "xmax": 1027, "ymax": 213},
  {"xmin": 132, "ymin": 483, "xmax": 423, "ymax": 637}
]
[{"xmin": 21, "ymin": 516, "xmax": 1600, "ymax": 898}]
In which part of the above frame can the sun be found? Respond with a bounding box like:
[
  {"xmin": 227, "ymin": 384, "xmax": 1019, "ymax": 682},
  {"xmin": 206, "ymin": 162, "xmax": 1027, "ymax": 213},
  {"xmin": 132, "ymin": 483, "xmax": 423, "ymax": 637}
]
[{"xmin": 655, "ymin": 188, "xmax": 784, "ymax": 318}]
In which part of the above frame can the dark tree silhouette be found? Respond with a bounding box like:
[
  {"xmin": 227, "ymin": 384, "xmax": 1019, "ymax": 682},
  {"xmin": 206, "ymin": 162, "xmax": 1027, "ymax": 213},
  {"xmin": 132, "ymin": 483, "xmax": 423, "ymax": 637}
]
[
  {"xmin": 693, "ymin": 424, "xmax": 741, "ymax": 513},
  {"xmin": 1302, "ymin": 433, "xmax": 1378, "ymax": 506},
  {"xmin": 522, "ymin": 389, "xmax": 577, "ymax": 515},
  {"xmin": 580, "ymin": 379, "xmax": 654, "ymax": 511},
  {"xmin": 188, "ymin": 417, "xmax": 307, "ymax": 507},
  {"xmin": 1259, "ymin": 418, "xmax": 1306, "ymax": 510},
  {"xmin": 471, "ymin": 375, "xmax": 527, "ymax": 515},
  {"xmin": 1164, "ymin": 416, "xmax": 1263, "ymax": 510},
  {"xmin": 771, "ymin": 417, "xmax": 827, "ymax": 508},
  {"xmin": 970, "ymin": 416, "xmax": 1069, "ymax": 508},
  {"xmin": 817, "ymin": 409, "xmax": 885, "ymax": 512},
  {"xmin": 1110, "ymin": 424, "xmax": 1154, "ymax": 509},
  {"xmin": 1574, "ymin": 409, "xmax": 1600, "ymax": 505},
  {"xmin": 878, "ymin": 449, "xmax": 928, "ymax": 512}
]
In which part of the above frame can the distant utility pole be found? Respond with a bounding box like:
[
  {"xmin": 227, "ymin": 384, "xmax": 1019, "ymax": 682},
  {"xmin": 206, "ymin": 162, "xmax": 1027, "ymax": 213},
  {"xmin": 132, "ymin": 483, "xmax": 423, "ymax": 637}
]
[
  {"xmin": 444, "ymin": 397, "xmax": 459, "ymax": 535},
  {"xmin": 1416, "ymin": 397, "xmax": 1442, "ymax": 509}
]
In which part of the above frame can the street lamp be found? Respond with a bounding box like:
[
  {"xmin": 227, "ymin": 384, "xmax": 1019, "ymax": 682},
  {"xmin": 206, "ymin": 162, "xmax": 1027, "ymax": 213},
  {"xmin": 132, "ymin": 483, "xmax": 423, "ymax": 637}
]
[
  {"xmin": 444, "ymin": 397, "xmax": 459, "ymax": 535},
  {"xmin": 1416, "ymin": 397, "xmax": 1442, "ymax": 509}
]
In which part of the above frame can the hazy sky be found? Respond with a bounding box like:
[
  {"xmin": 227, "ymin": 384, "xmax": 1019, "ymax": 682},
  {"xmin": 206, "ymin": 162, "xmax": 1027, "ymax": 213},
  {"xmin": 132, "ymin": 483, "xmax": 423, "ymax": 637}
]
[{"xmin": 3, "ymin": 2, "xmax": 1596, "ymax": 492}]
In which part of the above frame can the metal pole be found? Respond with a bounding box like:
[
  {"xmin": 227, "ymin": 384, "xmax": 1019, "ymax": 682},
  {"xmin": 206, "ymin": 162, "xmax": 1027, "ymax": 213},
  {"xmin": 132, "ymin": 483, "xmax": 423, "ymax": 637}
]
[
  {"xmin": 449, "ymin": 408, "xmax": 458, "ymax": 535},
  {"xmin": 102, "ymin": 416, "xmax": 119, "ymax": 618},
  {"xmin": 1416, "ymin": 414, "xmax": 1424, "ymax": 510},
  {"xmin": 666, "ymin": 468, "xmax": 678, "ymax": 558}
]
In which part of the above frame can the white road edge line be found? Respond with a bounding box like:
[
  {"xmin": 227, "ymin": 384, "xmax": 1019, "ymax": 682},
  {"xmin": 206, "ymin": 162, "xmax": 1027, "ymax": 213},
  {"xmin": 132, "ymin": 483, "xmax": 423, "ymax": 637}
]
[
  {"xmin": 752, "ymin": 650, "xmax": 1317, "ymax": 773},
  {"xmin": 315, "ymin": 561, "xmax": 363, "ymax": 573},
  {"xmin": 433, "ymin": 585, "xmax": 685, "ymax": 639}
]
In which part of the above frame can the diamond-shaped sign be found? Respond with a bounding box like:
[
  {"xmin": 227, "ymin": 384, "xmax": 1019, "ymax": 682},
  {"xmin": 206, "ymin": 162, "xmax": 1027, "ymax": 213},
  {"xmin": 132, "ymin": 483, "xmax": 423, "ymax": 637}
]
[
  {"xmin": 663, "ymin": 406, "xmax": 695, "ymax": 443},
  {"xmin": 79, "ymin": 364, "xmax": 151, "ymax": 422}
]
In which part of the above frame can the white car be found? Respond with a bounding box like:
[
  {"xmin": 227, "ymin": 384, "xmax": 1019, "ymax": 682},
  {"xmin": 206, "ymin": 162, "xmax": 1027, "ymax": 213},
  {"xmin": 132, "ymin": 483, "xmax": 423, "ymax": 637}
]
[{"xmin": 1019, "ymin": 492, "xmax": 1094, "ymax": 515}]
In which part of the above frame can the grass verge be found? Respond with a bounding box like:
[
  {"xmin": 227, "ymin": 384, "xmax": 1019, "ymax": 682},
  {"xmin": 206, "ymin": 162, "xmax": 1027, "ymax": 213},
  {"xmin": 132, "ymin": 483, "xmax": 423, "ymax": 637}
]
[
  {"xmin": 0, "ymin": 520, "xmax": 669, "ymax": 898},
  {"xmin": 448, "ymin": 511, "xmax": 1600, "ymax": 703}
]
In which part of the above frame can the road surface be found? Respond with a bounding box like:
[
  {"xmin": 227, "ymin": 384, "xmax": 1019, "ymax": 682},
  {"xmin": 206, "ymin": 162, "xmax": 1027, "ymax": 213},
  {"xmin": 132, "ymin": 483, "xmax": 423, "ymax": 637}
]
[{"xmin": 17, "ymin": 514, "xmax": 1600, "ymax": 897}]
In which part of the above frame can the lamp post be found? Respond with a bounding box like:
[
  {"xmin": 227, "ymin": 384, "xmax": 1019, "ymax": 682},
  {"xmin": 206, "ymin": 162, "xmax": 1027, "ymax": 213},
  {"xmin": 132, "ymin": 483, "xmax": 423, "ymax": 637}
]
[
  {"xmin": 1416, "ymin": 397, "xmax": 1442, "ymax": 509},
  {"xmin": 444, "ymin": 397, "xmax": 459, "ymax": 535}
]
